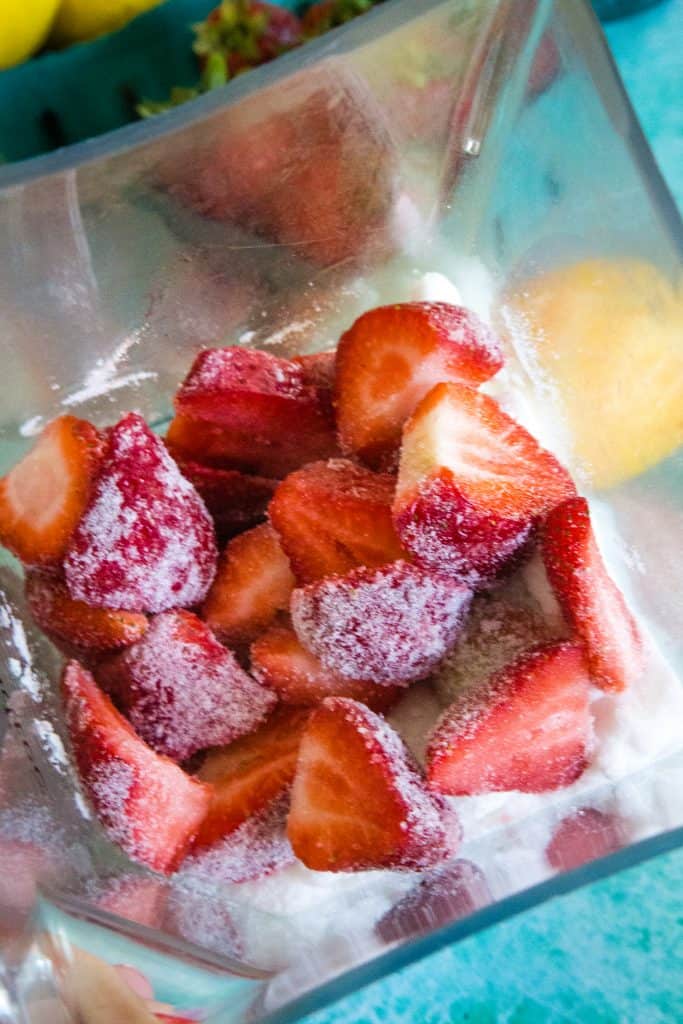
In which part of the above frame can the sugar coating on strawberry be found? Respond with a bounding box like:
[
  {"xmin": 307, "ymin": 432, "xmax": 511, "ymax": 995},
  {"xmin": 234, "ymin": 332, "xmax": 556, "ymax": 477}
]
[
  {"xmin": 287, "ymin": 697, "xmax": 461, "ymax": 872},
  {"xmin": 85, "ymin": 875, "xmax": 166, "ymax": 929},
  {"xmin": 164, "ymin": 882, "xmax": 244, "ymax": 962},
  {"xmin": 64, "ymin": 414, "xmax": 217, "ymax": 613},
  {"xmin": 545, "ymin": 807, "xmax": 626, "ymax": 871},
  {"xmin": 98, "ymin": 610, "xmax": 276, "ymax": 762},
  {"xmin": 291, "ymin": 561, "xmax": 472, "ymax": 683},
  {"xmin": 427, "ymin": 641, "xmax": 594, "ymax": 796},
  {"xmin": 376, "ymin": 859, "xmax": 491, "ymax": 943},
  {"xmin": 542, "ymin": 497, "xmax": 643, "ymax": 692}
]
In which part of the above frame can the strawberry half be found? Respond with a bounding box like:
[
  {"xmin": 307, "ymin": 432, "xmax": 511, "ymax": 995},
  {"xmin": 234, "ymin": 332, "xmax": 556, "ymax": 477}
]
[
  {"xmin": 269, "ymin": 459, "xmax": 405, "ymax": 583},
  {"xmin": 25, "ymin": 572, "xmax": 148, "ymax": 657},
  {"xmin": 394, "ymin": 383, "xmax": 575, "ymax": 585},
  {"xmin": 0, "ymin": 415, "xmax": 104, "ymax": 567},
  {"xmin": 427, "ymin": 641, "xmax": 593, "ymax": 796},
  {"xmin": 62, "ymin": 661, "xmax": 212, "ymax": 873},
  {"xmin": 97, "ymin": 610, "xmax": 276, "ymax": 763},
  {"xmin": 194, "ymin": 706, "xmax": 311, "ymax": 848},
  {"xmin": 541, "ymin": 497, "xmax": 643, "ymax": 692},
  {"xmin": 376, "ymin": 859, "xmax": 491, "ymax": 943},
  {"xmin": 335, "ymin": 303, "xmax": 503, "ymax": 469},
  {"xmin": 64, "ymin": 413, "xmax": 217, "ymax": 613},
  {"xmin": 176, "ymin": 461, "xmax": 277, "ymax": 542},
  {"xmin": 290, "ymin": 560, "xmax": 472, "ymax": 684},
  {"xmin": 251, "ymin": 623, "xmax": 402, "ymax": 711},
  {"xmin": 202, "ymin": 523, "xmax": 295, "ymax": 645},
  {"xmin": 287, "ymin": 697, "xmax": 461, "ymax": 872}
]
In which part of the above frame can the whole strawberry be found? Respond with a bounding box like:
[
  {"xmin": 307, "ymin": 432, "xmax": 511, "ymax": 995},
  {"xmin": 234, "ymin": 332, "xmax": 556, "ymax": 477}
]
[{"xmin": 194, "ymin": 1, "xmax": 302, "ymax": 78}]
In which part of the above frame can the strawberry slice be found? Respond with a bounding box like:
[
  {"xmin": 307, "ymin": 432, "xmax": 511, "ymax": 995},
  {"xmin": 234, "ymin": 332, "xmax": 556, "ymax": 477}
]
[
  {"xmin": 202, "ymin": 523, "xmax": 295, "ymax": 645},
  {"xmin": 335, "ymin": 303, "xmax": 504, "ymax": 469},
  {"xmin": 376, "ymin": 859, "xmax": 491, "ymax": 943},
  {"xmin": 97, "ymin": 610, "xmax": 276, "ymax": 762},
  {"xmin": 251, "ymin": 623, "xmax": 402, "ymax": 711},
  {"xmin": 545, "ymin": 807, "xmax": 626, "ymax": 871},
  {"xmin": 541, "ymin": 497, "xmax": 643, "ymax": 692},
  {"xmin": 394, "ymin": 383, "xmax": 575, "ymax": 585},
  {"xmin": 25, "ymin": 572, "xmax": 148, "ymax": 657},
  {"xmin": 427, "ymin": 641, "xmax": 593, "ymax": 796},
  {"xmin": 62, "ymin": 661, "xmax": 212, "ymax": 873},
  {"xmin": 287, "ymin": 697, "xmax": 461, "ymax": 872},
  {"xmin": 194, "ymin": 706, "xmax": 311, "ymax": 849},
  {"xmin": 0, "ymin": 415, "xmax": 104, "ymax": 567},
  {"xmin": 176, "ymin": 461, "xmax": 277, "ymax": 542},
  {"xmin": 64, "ymin": 414, "xmax": 217, "ymax": 613},
  {"xmin": 290, "ymin": 560, "xmax": 472, "ymax": 683},
  {"xmin": 169, "ymin": 347, "xmax": 337, "ymax": 478},
  {"xmin": 293, "ymin": 350, "xmax": 336, "ymax": 392},
  {"xmin": 269, "ymin": 459, "xmax": 405, "ymax": 583}
]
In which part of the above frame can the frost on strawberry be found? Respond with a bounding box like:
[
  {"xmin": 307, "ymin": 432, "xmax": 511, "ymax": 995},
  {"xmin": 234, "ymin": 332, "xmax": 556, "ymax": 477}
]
[{"xmin": 376, "ymin": 859, "xmax": 491, "ymax": 942}]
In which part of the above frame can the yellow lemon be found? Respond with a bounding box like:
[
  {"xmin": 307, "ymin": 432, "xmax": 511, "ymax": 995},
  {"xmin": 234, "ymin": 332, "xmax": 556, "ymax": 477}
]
[
  {"xmin": 50, "ymin": 0, "xmax": 163, "ymax": 47},
  {"xmin": 0, "ymin": 0, "xmax": 61, "ymax": 69},
  {"xmin": 505, "ymin": 259, "xmax": 683, "ymax": 490}
]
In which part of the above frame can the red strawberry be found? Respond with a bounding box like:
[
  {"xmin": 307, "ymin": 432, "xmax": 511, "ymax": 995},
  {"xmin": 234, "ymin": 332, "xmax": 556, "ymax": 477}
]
[
  {"xmin": 546, "ymin": 807, "xmax": 626, "ymax": 872},
  {"xmin": 0, "ymin": 415, "xmax": 104, "ymax": 567},
  {"xmin": 176, "ymin": 461, "xmax": 277, "ymax": 542},
  {"xmin": 251, "ymin": 623, "xmax": 402, "ymax": 711},
  {"xmin": 88, "ymin": 876, "xmax": 166, "ymax": 929},
  {"xmin": 194, "ymin": 706, "xmax": 311, "ymax": 848},
  {"xmin": 335, "ymin": 304, "xmax": 503, "ymax": 469},
  {"xmin": 542, "ymin": 497, "xmax": 643, "ymax": 693},
  {"xmin": 376, "ymin": 859, "xmax": 491, "ymax": 943},
  {"xmin": 62, "ymin": 661, "xmax": 212, "ymax": 873},
  {"xmin": 427, "ymin": 641, "xmax": 593, "ymax": 796},
  {"xmin": 202, "ymin": 523, "xmax": 294, "ymax": 645},
  {"xmin": 196, "ymin": 2, "xmax": 302, "ymax": 77},
  {"xmin": 287, "ymin": 697, "xmax": 461, "ymax": 872},
  {"xmin": 169, "ymin": 348, "xmax": 337, "ymax": 477},
  {"xmin": 290, "ymin": 560, "xmax": 472, "ymax": 684},
  {"xmin": 269, "ymin": 459, "xmax": 405, "ymax": 584},
  {"xmin": 394, "ymin": 383, "xmax": 575, "ymax": 585},
  {"xmin": 64, "ymin": 413, "xmax": 217, "ymax": 614},
  {"xmin": 301, "ymin": 0, "xmax": 377, "ymax": 36},
  {"xmin": 25, "ymin": 572, "xmax": 148, "ymax": 657},
  {"xmin": 97, "ymin": 610, "xmax": 276, "ymax": 763},
  {"xmin": 293, "ymin": 350, "xmax": 336, "ymax": 392}
]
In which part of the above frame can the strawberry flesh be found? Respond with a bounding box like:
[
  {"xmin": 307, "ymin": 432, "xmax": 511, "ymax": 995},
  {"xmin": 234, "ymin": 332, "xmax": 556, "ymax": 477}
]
[
  {"xmin": 427, "ymin": 641, "xmax": 593, "ymax": 795},
  {"xmin": 176, "ymin": 461, "xmax": 277, "ymax": 542},
  {"xmin": 376, "ymin": 859, "xmax": 491, "ymax": 942},
  {"xmin": 287, "ymin": 697, "xmax": 461, "ymax": 872}
]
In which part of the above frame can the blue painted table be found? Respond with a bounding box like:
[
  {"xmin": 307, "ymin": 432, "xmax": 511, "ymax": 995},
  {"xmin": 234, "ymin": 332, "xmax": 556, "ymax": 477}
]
[{"xmin": 300, "ymin": 3, "xmax": 683, "ymax": 1021}]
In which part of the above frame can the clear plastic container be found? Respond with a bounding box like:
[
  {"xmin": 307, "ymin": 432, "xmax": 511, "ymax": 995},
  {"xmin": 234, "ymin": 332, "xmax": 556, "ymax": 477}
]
[{"xmin": 1, "ymin": 1, "xmax": 682, "ymax": 1021}]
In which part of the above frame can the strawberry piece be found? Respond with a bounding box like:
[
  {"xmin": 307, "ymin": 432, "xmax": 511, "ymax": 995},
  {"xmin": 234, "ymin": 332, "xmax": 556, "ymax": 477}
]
[
  {"xmin": 542, "ymin": 497, "xmax": 643, "ymax": 692},
  {"xmin": 97, "ymin": 610, "xmax": 276, "ymax": 763},
  {"xmin": 376, "ymin": 859, "xmax": 491, "ymax": 942},
  {"xmin": 287, "ymin": 697, "xmax": 461, "ymax": 872},
  {"xmin": 251, "ymin": 623, "xmax": 402, "ymax": 711},
  {"xmin": 545, "ymin": 807, "xmax": 626, "ymax": 871},
  {"xmin": 290, "ymin": 560, "xmax": 472, "ymax": 683},
  {"xmin": 170, "ymin": 347, "xmax": 337, "ymax": 477},
  {"xmin": 293, "ymin": 350, "xmax": 336, "ymax": 392},
  {"xmin": 194, "ymin": 706, "xmax": 311, "ymax": 848},
  {"xmin": 196, "ymin": 2, "xmax": 302, "ymax": 77},
  {"xmin": 25, "ymin": 572, "xmax": 148, "ymax": 656},
  {"xmin": 302, "ymin": 0, "xmax": 377, "ymax": 36},
  {"xmin": 62, "ymin": 661, "xmax": 212, "ymax": 873},
  {"xmin": 394, "ymin": 383, "xmax": 575, "ymax": 585},
  {"xmin": 0, "ymin": 415, "xmax": 104, "ymax": 567},
  {"xmin": 202, "ymin": 523, "xmax": 295, "ymax": 646},
  {"xmin": 88, "ymin": 876, "xmax": 166, "ymax": 929},
  {"xmin": 176, "ymin": 461, "xmax": 277, "ymax": 541},
  {"xmin": 335, "ymin": 304, "xmax": 503, "ymax": 469},
  {"xmin": 269, "ymin": 459, "xmax": 405, "ymax": 584},
  {"xmin": 427, "ymin": 641, "xmax": 593, "ymax": 796}
]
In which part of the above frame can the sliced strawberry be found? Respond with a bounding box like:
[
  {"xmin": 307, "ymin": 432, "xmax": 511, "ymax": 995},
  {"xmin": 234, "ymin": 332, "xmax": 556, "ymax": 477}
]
[
  {"xmin": 251, "ymin": 623, "xmax": 402, "ymax": 711},
  {"xmin": 62, "ymin": 661, "xmax": 212, "ymax": 873},
  {"xmin": 25, "ymin": 572, "xmax": 148, "ymax": 656},
  {"xmin": 176, "ymin": 461, "xmax": 277, "ymax": 541},
  {"xmin": 287, "ymin": 697, "xmax": 461, "ymax": 872},
  {"xmin": 290, "ymin": 560, "xmax": 472, "ymax": 684},
  {"xmin": 542, "ymin": 497, "xmax": 643, "ymax": 692},
  {"xmin": 427, "ymin": 641, "xmax": 593, "ymax": 796},
  {"xmin": 97, "ymin": 610, "xmax": 276, "ymax": 763},
  {"xmin": 546, "ymin": 807, "xmax": 626, "ymax": 872},
  {"xmin": 335, "ymin": 303, "xmax": 503, "ymax": 469},
  {"xmin": 0, "ymin": 415, "xmax": 104, "ymax": 567},
  {"xmin": 394, "ymin": 383, "xmax": 575, "ymax": 585},
  {"xmin": 194, "ymin": 706, "xmax": 311, "ymax": 848},
  {"xmin": 293, "ymin": 350, "xmax": 336, "ymax": 391},
  {"xmin": 376, "ymin": 859, "xmax": 491, "ymax": 942},
  {"xmin": 170, "ymin": 347, "xmax": 337, "ymax": 477},
  {"xmin": 64, "ymin": 413, "xmax": 217, "ymax": 613},
  {"xmin": 269, "ymin": 459, "xmax": 405, "ymax": 583},
  {"xmin": 202, "ymin": 523, "xmax": 295, "ymax": 646}
]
